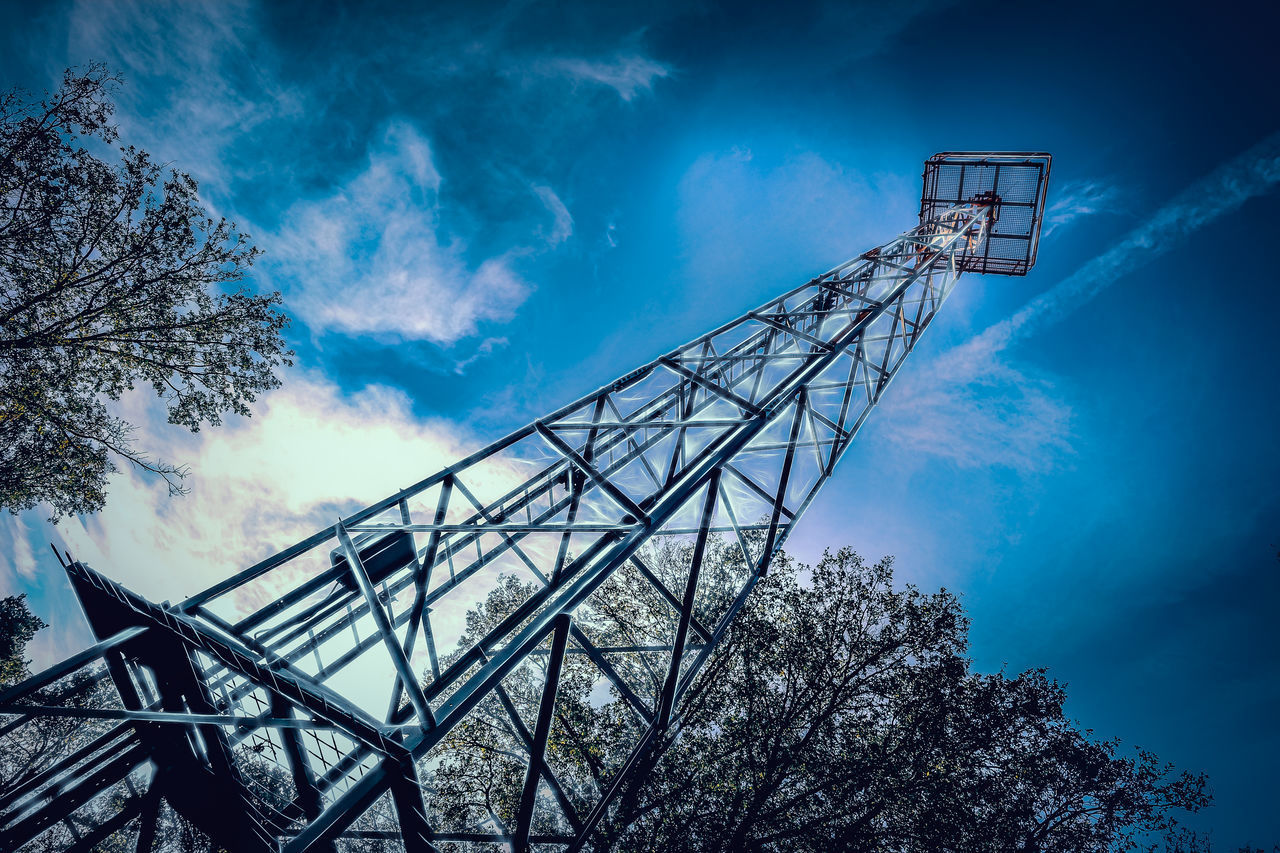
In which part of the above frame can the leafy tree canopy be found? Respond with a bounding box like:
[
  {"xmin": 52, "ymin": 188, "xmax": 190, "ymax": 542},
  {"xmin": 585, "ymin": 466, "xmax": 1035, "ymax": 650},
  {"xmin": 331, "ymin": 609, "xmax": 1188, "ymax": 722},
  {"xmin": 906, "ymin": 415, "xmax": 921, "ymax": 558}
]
[
  {"xmin": 0, "ymin": 593, "xmax": 45, "ymax": 688},
  {"xmin": 427, "ymin": 545, "xmax": 1212, "ymax": 853},
  {"xmin": 0, "ymin": 544, "xmax": 1257, "ymax": 851},
  {"xmin": 0, "ymin": 64, "xmax": 292, "ymax": 519}
]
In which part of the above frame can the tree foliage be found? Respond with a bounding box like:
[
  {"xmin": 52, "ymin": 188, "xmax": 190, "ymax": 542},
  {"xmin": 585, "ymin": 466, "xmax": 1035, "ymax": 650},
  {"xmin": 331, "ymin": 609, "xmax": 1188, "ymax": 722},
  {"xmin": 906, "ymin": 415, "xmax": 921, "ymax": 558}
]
[
  {"xmin": 0, "ymin": 593, "xmax": 45, "ymax": 688},
  {"xmin": 0, "ymin": 64, "xmax": 292, "ymax": 518},
  {"xmin": 0, "ymin": 596, "xmax": 124, "ymax": 850},
  {"xmin": 426, "ymin": 544, "xmax": 1212, "ymax": 852},
  {"xmin": 0, "ymin": 548, "xmax": 1231, "ymax": 851},
  {"xmin": 607, "ymin": 548, "xmax": 1210, "ymax": 852}
]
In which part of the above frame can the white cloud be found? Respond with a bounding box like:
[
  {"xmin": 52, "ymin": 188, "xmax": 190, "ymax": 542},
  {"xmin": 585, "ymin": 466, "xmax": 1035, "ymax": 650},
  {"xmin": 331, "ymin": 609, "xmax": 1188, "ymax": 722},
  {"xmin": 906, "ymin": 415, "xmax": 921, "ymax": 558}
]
[
  {"xmin": 63, "ymin": 2, "xmax": 541, "ymax": 349},
  {"xmin": 67, "ymin": 0, "xmax": 303, "ymax": 196},
  {"xmin": 538, "ymin": 52, "xmax": 672, "ymax": 101},
  {"xmin": 60, "ymin": 1, "xmax": 615, "ymax": 350},
  {"xmin": 452, "ymin": 336, "xmax": 509, "ymax": 374},
  {"xmin": 1042, "ymin": 179, "xmax": 1121, "ymax": 238},
  {"xmin": 7, "ymin": 516, "xmax": 38, "ymax": 582},
  {"xmin": 876, "ymin": 351, "xmax": 1074, "ymax": 474},
  {"xmin": 533, "ymin": 184, "xmax": 574, "ymax": 245},
  {"xmin": 269, "ymin": 122, "xmax": 534, "ymax": 344},
  {"xmin": 35, "ymin": 375, "xmax": 500, "ymax": 606}
]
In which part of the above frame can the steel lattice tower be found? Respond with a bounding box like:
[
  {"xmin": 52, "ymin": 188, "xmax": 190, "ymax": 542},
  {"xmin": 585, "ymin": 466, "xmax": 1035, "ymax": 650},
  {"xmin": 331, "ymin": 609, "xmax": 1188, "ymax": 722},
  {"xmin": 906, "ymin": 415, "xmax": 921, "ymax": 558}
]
[{"xmin": 0, "ymin": 153, "xmax": 1050, "ymax": 852}]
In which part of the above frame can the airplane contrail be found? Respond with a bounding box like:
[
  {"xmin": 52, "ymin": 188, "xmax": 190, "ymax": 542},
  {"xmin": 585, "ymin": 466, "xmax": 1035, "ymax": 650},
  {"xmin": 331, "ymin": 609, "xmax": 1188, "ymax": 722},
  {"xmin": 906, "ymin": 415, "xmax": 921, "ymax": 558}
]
[{"xmin": 963, "ymin": 129, "xmax": 1280, "ymax": 364}]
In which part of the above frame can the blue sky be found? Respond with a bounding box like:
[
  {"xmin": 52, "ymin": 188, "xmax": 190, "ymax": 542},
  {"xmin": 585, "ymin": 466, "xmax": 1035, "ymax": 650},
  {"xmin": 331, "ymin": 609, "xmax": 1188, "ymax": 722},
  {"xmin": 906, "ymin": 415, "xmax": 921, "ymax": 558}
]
[{"xmin": 2, "ymin": 0, "xmax": 1278, "ymax": 845}]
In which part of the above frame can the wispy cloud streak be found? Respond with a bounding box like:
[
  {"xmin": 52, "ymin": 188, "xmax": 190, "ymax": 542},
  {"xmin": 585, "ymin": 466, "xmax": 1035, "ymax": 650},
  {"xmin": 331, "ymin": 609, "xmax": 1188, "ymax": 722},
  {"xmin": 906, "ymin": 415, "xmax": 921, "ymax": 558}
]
[
  {"xmin": 533, "ymin": 185, "xmax": 574, "ymax": 245},
  {"xmin": 270, "ymin": 123, "xmax": 534, "ymax": 344},
  {"xmin": 1042, "ymin": 179, "xmax": 1120, "ymax": 238},
  {"xmin": 882, "ymin": 131, "xmax": 1280, "ymax": 471},
  {"xmin": 537, "ymin": 52, "xmax": 672, "ymax": 100},
  {"xmin": 969, "ymin": 131, "xmax": 1280, "ymax": 365},
  {"xmin": 67, "ymin": 0, "xmax": 302, "ymax": 196}
]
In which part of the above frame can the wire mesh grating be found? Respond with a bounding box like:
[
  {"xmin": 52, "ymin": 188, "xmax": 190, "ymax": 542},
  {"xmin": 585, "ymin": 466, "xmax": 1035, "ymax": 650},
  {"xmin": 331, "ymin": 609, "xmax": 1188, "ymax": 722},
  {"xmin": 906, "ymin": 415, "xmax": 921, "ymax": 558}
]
[{"xmin": 920, "ymin": 152, "xmax": 1052, "ymax": 276}]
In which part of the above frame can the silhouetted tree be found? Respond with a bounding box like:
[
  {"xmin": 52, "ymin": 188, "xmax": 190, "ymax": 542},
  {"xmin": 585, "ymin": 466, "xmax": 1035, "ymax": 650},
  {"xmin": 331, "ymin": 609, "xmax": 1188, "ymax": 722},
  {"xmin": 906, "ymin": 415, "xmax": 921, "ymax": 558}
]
[
  {"xmin": 0, "ymin": 593, "xmax": 44, "ymax": 687},
  {"xmin": 427, "ymin": 544, "xmax": 1213, "ymax": 852},
  {"xmin": 0, "ymin": 64, "xmax": 291, "ymax": 519},
  {"xmin": 0, "ymin": 548, "xmax": 1232, "ymax": 851},
  {"xmin": 0, "ymin": 597, "xmax": 119, "ymax": 842}
]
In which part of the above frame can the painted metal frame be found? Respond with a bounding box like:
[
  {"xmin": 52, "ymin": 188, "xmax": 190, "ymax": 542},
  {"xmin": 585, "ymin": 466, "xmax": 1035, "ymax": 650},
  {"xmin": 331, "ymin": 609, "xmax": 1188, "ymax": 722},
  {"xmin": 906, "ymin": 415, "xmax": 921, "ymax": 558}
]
[{"xmin": 0, "ymin": 157, "xmax": 1045, "ymax": 851}]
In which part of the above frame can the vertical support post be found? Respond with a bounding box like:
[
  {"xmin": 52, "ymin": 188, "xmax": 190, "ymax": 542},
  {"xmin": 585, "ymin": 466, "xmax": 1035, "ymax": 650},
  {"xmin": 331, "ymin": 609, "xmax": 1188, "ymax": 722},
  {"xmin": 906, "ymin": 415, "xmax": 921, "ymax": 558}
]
[
  {"xmin": 665, "ymin": 372, "xmax": 699, "ymax": 487},
  {"xmin": 271, "ymin": 694, "xmax": 325, "ymax": 822},
  {"xmin": 389, "ymin": 756, "xmax": 438, "ymax": 853},
  {"xmin": 406, "ymin": 477, "xmax": 453, "ymax": 681},
  {"xmin": 387, "ymin": 477, "xmax": 454, "ymax": 719},
  {"xmin": 657, "ymin": 469, "xmax": 720, "ymax": 730},
  {"xmin": 759, "ymin": 387, "xmax": 807, "ymax": 576},
  {"xmin": 490, "ymin": 674, "xmax": 585, "ymax": 834},
  {"xmin": 554, "ymin": 397, "xmax": 606, "ymax": 582},
  {"xmin": 132, "ymin": 773, "xmax": 164, "ymax": 853},
  {"xmin": 336, "ymin": 520, "xmax": 435, "ymax": 729},
  {"xmin": 513, "ymin": 613, "xmax": 572, "ymax": 852}
]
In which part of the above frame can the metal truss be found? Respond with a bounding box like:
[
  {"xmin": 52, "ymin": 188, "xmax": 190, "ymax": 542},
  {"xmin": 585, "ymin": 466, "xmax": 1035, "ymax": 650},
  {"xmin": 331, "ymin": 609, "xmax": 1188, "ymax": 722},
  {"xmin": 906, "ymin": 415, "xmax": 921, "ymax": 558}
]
[{"xmin": 2, "ymin": 198, "xmax": 999, "ymax": 852}]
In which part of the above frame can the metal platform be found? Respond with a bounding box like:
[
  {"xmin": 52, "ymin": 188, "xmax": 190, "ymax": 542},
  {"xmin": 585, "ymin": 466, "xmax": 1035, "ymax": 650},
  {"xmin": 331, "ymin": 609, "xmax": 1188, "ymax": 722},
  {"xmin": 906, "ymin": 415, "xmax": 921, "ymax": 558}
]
[{"xmin": 920, "ymin": 152, "xmax": 1052, "ymax": 276}]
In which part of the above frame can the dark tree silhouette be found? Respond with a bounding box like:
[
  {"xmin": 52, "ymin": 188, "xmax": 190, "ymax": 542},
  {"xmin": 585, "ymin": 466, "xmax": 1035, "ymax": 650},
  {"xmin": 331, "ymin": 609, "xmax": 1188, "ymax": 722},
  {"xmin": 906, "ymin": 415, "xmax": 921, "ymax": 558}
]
[
  {"xmin": 0, "ymin": 549, "xmax": 1232, "ymax": 851},
  {"xmin": 427, "ymin": 545, "xmax": 1213, "ymax": 852},
  {"xmin": 0, "ymin": 595, "xmax": 121, "ymax": 845},
  {"xmin": 0, "ymin": 64, "xmax": 292, "ymax": 519},
  {"xmin": 0, "ymin": 594, "xmax": 44, "ymax": 687}
]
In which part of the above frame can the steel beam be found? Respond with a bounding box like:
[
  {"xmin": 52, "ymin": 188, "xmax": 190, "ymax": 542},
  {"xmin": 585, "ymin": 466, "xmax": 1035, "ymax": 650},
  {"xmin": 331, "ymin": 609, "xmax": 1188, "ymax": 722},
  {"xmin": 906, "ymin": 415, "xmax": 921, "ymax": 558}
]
[
  {"xmin": 514, "ymin": 613, "xmax": 572, "ymax": 852},
  {"xmin": 2, "ymin": 202, "xmax": 998, "ymax": 851},
  {"xmin": 335, "ymin": 520, "xmax": 435, "ymax": 729},
  {"xmin": 657, "ymin": 469, "xmax": 720, "ymax": 729}
]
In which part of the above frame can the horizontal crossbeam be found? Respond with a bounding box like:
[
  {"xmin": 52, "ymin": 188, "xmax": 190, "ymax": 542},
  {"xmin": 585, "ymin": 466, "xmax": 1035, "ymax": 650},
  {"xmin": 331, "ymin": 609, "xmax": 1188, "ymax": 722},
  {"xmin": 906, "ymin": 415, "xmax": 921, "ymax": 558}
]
[{"xmin": 3, "ymin": 203, "xmax": 993, "ymax": 853}]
